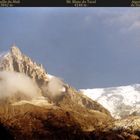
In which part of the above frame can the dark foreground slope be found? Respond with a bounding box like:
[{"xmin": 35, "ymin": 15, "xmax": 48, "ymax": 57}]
[
  {"xmin": 0, "ymin": 104, "xmax": 140, "ymax": 140},
  {"xmin": 0, "ymin": 103, "xmax": 112, "ymax": 140}
]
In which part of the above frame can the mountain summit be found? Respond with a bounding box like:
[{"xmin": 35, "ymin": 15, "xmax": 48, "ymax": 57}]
[{"xmin": 0, "ymin": 45, "xmax": 48, "ymax": 86}]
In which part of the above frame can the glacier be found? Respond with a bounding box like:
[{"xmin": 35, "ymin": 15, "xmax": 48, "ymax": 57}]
[{"xmin": 80, "ymin": 84, "xmax": 140, "ymax": 119}]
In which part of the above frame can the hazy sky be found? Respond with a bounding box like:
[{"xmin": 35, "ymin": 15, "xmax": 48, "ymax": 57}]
[{"xmin": 0, "ymin": 8, "xmax": 140, "ymax": 89}]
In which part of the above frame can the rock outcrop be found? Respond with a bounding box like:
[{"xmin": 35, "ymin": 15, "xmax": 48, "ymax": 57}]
[{"xmin": 0, "ymin": 46, "xmax": 48, "ymax": 87}]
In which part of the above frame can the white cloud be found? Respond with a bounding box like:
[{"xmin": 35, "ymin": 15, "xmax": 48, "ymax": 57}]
[
  {"xmin": 102, "ymin": 11, "xmax": 140, "ymax": 33},
  {"xmin": 80, "ymin": 9, "xmax": 140, "ymax": 34},
  {"xmin": 127, "ymin": 20, "xmax": 140, "ymax": 31},
  {"xmin": 0, "ymin": 71, "xmax": 41, "ymax": 100}
]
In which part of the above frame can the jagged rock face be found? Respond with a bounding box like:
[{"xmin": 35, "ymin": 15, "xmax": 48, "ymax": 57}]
[{"xmin": 0, "ymin": 46, "xmax": 48, "ymax": 87}]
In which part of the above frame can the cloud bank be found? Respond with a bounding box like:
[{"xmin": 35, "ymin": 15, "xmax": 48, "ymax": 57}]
[
  {"xmin": 0, "ymin": 71, "xmax": 41, "ymax": 101},
  {"xmin": 43, "ymin": 76, "xmax": 66, "ymax": 102}
]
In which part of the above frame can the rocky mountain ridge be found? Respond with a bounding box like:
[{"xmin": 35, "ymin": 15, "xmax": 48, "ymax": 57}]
[{"xmin": 0, "ymin": 46, "xmax": 48, "ymax": 87}]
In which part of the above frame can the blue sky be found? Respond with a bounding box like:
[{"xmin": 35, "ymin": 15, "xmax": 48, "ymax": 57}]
[{"xmin": 0, "ymin": 8, "xmax": 140, "ymax": 89}]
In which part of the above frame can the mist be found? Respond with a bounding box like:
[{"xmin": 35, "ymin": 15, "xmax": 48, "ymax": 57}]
[
  {"xmin": 43, "ymin": 76, "xmax": 66, "ymax": 102},
  {"xmin": 0, "ymin": 71, "xmax": 41, "ymax": 100}
]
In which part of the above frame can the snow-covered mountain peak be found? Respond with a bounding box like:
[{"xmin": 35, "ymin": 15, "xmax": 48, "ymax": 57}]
[
  {"xmin": 80, "ymin": 84, "xmax": 140, "ymax": 119},
  {"xmin": 11, "ymin": 45, "xmax": 22, "ymax": 55},
  {"xmin": 0, "ymin": 46, "xmax": 48, "ymax": 81},
  {"xmin": 0, "ymin": 45, "xmax": 22, "ymax": 61}
]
